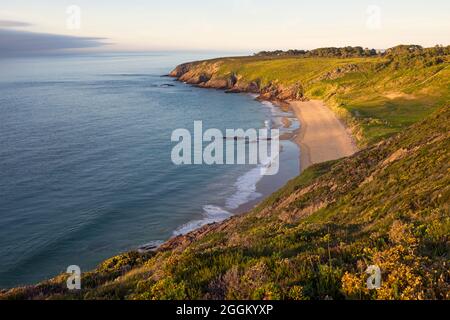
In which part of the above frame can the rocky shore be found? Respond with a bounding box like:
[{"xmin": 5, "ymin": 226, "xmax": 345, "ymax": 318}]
[{"xmin": 169, "ymin": 61, "xmax": 305, "ymax": 102}]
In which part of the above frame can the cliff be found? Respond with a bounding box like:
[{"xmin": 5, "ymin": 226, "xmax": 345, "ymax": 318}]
[{"xmin": 169, "ymin": 60, "xmax": 309, "ymax": 101}]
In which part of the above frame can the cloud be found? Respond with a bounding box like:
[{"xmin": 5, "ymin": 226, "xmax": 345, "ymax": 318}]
[
  {"xmin": 0, "ymin": 19, "xmax": 32, "ymax": 28},
  {"xmin": 0, "ymin": 29, "xmax": 109, "ymax": 56}
]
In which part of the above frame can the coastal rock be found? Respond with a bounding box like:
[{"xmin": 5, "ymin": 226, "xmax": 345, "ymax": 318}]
[
  {"xmin": 202, "ymin": 74, "xmax": 238, "ymax": 89},
  {"xmin": 277, "ymin": 83, "xmax": 304, "ymax": 100},
  {"xmin": 179, "ymin": 72, "xmax": 211, "ymax": 85},
  {"xmin": 169, "ymin": 63, "xmax": 306, "ymax": 101},
  {"xmin": 202, "ymin": 79, "xmax": 230, "ymax": 89},
  {"xmin": 318, "ymin": 63, "xmax": 360, "ymax": 80},
  {"xmin": 169, "ymin": 62, "xmax": 194, "ymax": 77},
  {"xmin": 246, "ymin": 81, "xmax": 260, "ymax": 93}
]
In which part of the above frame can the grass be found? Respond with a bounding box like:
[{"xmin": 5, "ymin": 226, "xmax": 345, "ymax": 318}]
[{"xmin": 215, "ymin": 56, "xmax": 371, "ymax": 86}]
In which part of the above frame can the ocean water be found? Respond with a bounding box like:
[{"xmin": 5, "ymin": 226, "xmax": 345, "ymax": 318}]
[{"xmin": 0, "ymin": 52, "xmax": 299, "ymax": 288}]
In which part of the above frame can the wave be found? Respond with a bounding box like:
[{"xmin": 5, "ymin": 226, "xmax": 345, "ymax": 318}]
[
  {"xmin": 173, "ymin": 205, "xmax": 232, "ymax": 236},
  {"xmin": 225, "ymin": 166, "xmax": 263, "ymax": 209},
  {"xmin": 172, "ymin": 162, "xmax": 266, "ymax": 236}
]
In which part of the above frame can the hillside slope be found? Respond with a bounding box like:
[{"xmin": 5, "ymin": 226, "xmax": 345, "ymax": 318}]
[{"xmin": 2, "ymin": 104, "xmax": 448, "ymax": 300}]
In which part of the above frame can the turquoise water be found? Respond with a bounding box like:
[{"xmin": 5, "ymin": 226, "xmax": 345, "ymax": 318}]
[{"xmin": 0, "ymin": 52, "xmax": 299, "ymax": 288}]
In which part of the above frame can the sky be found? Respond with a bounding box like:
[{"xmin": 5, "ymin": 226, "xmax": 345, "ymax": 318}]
[{"xmin": 0, "ymin": 0, "xmax": 449, "ymax": 55}]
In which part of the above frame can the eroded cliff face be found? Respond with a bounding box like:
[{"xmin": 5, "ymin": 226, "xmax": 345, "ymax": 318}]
[{"xmin": 169, "ymin": 62, "xmax": 305, "ymax": 101}]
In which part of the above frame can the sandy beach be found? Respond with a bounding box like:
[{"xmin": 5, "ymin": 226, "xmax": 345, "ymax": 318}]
[
  {"xmin": 290, "ymin": 100, "xmax": 358, "ymax": 171},
  {"xmin": 236, "ymin": 98, "xmax": 358, "ymax": 213}
]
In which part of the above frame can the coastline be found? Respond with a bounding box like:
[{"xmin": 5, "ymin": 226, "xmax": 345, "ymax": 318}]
[
  {"xmin": 164, "ymin": 72, "xmax": 359, "ymax": 238},
  {"xmin": 171, "ymin": 95, "xmax": 301, "ymax": 235},
  {"xmin": 169, "ymin": 62, "xmax": 359, "ymax": 173},
  {"xmin": 140, "ymin": 64, "xmax": 361, "ymax": 246},
  {"xmin": 148, "ymin": 95, "xmax": 360, "ymax": 250},
  {"xmin": 2, "ymin": 45, "xmax": 448, "ymax": 299},
  {"xmin": 234, "ymin": 101, "xmax": 300, "ymax": 214},
  {"xmin": 169, "ymin": 94, "xmax": 359, "ymax": 234}
]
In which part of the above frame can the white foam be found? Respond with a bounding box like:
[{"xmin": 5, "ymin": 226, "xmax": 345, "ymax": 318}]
[
  {"xmin": 260, "ymin": 100, "xmax": 277, "ymax": 113},
  {"xmin": 225, "ymin": 166, "xmax": 263, "ymax": 209},
  {"xmin": 173, "ymin": 205, "xmax": 232, "ymax": 236}
]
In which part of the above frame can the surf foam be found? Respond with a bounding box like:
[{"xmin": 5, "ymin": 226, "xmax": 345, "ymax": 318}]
[{"xmin": 173, "ymin": 205, "xmax": 232, "ymax": 236}]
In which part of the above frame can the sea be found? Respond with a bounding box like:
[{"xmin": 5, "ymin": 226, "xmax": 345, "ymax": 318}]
[{"xmin": 0, "ymin": 52, "xmax": 299, "ymax": 288}]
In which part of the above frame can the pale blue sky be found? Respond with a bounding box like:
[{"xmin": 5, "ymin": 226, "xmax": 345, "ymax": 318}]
[{"xmin": 1, "ymin": 0, "xmax": 449, "ymax": 52}]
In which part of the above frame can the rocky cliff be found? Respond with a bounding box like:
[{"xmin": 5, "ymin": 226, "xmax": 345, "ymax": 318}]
[{"xmin": 169, "ymin": 61, "xmax": 305, "ymax": 101}]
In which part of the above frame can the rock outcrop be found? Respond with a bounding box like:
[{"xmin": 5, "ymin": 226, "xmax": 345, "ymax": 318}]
[{"xmin": 169, "ymin": 62, "xmax": 305, "ymax": 101}]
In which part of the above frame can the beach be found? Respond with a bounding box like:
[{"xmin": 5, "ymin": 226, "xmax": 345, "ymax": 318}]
[{"xmin": 290, "ymin": 100, "xmax": 359, "ymax": 171}]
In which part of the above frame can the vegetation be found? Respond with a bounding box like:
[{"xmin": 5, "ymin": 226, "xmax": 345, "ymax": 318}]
[
  {"xmin": 1, "ymin": 45, "xmax": 448, "ymax": 300},
  {"xmin": 255, "ymin": 46, "xmax": 378, "ymax": 57}
]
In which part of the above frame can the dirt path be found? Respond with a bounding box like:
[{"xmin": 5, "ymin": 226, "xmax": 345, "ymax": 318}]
[{"xmin": 290, "ymin": 100, "xmax": 358, "ymax": 171}]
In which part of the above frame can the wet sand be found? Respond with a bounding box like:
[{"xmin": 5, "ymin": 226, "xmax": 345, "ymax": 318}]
[{"xmin": 290, "ymin": 100, "xmax": 358, "ymax": 171}]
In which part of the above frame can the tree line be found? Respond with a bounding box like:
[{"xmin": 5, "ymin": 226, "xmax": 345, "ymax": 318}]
[{"xmin": 254, "ymin": 45, "xmax": 449, "ymax": 60}]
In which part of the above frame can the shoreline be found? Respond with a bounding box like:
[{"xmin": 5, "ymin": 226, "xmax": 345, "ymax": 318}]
[
  {"xmin": 170, "ymin": 95, "xmax": 301, "ymax": 235},
  {"xmin": 147, "ymin": 72, "xmax": 360, "ymax": 247},
  {"xmin": 235, "ymin": 98, "xmax": 359, "ymax": 213},
  {"xmin": 233, "ymin": 98, "xmax": 300, "ymax": 213},
  {"xmin": 150, "ymin": 96, "xmax": 359, "ymax": 249},
  {"xmin": 173, "ymin": 97, "xmax": 359, "ymax": 221}
]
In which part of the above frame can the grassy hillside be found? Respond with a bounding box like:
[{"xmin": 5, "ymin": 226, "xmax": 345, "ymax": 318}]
[
  {"xmin": 2, "ymin": 105, "xmax": 448, "ymax": 300},
  {"xmin": 172, "ymin": 45, "xmax": 450, "ymax": 146}
]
